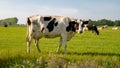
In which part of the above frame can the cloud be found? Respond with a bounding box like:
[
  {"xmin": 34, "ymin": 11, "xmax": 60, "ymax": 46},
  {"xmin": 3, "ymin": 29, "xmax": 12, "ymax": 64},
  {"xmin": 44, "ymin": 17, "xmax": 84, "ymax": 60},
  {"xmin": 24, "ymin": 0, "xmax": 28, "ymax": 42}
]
[
  {"xmin": 0, "ymin": 6, "xmax": 80, "ymax": 24},
  {"xmin": 20, "ymin": 6, "xmax": 79, "ymax": 24},
  {"xmin": 26, "ymin": 6, "xmax": 79, "ymax": 17},
  {"xmin": 76, "ymin": 2, "xmax": 120, "ymax": 20}
]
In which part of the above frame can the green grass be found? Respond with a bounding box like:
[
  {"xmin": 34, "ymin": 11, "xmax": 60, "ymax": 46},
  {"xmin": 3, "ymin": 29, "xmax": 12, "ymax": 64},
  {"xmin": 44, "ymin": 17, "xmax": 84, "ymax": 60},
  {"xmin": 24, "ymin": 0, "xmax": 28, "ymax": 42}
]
[{"xmin": 0, "ymin": 26, "xmax": 120, "ymax": 68}]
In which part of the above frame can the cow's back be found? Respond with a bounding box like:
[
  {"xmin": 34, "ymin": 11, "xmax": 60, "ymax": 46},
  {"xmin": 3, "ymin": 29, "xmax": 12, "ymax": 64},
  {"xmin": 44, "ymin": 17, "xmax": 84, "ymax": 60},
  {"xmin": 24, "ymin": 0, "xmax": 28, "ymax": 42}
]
[
  {"xmin": 27, "ymin": 15, "xmax": 70, "ymax": 38},
  {"xmin": 41, "ymin": 16, "xmax": 69, "ymax": 38}
]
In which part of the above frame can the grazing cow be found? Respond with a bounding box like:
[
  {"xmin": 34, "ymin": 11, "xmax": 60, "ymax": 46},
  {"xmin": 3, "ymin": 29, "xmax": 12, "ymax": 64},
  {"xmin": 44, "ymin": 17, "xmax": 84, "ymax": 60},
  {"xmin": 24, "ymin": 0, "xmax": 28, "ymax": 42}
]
[
  {"xmin": 98, "ymin": 27, "xmax": 104, "ymax": 30},
  {"xmin": 26, "ymin": 15, "xmax": 84, "ymax": 53},
  {"xmin": 4, "ymin": 23, "xmax": 8, "ymax": 27},
  {"xmin": 103, "ymin": 25, "xmax": 108, "ymax": 28},
  {"xmin": 98, "ymin": 25, "xmax": 108, "ymax": 30},
  {"xmin": 82, "ymin": 21, "xmax": 99, "ymax": 35},
  {"xmin": 112, "ymin": 27, "xmax": 118, "ymax": 30}
]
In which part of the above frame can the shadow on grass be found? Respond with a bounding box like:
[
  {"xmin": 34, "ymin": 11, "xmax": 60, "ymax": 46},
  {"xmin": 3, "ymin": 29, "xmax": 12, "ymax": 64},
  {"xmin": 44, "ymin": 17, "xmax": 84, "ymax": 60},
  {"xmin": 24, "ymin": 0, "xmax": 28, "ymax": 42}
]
[
  {"xmin": 0, "ymin": 51, "xmax": 120, "ymax": 67},
  {"xmin": 67, "ymin": 52, "xmax": 120, "ymax": 56}
]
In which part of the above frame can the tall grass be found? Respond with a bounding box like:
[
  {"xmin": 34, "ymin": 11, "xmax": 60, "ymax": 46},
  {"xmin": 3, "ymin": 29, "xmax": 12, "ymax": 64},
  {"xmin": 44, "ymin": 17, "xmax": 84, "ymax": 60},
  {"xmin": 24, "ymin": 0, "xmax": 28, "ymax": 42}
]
[{"xmin": 0, "ymin": 26, "xmax": 120, "ymax": 68}]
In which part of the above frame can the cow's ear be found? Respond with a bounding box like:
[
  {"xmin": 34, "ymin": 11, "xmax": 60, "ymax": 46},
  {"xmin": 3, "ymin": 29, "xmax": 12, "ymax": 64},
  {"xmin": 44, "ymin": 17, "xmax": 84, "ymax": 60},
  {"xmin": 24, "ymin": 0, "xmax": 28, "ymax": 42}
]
[{"xmin": 27, "ymin": 18, "xmax": 31, "ymax": 25}]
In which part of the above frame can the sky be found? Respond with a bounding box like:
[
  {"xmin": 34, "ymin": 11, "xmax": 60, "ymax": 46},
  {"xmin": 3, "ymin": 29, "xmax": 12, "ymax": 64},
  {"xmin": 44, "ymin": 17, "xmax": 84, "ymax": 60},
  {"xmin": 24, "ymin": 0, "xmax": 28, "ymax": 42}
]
[{"xmin": 0, "ymin": 0, "xmax": 120, "ymax": 24}]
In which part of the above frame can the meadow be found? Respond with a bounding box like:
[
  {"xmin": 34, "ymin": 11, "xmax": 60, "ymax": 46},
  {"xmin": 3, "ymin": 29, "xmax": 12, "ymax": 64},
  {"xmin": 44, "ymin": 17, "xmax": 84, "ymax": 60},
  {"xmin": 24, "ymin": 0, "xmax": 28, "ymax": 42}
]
[{"xmin": 0, "ymin": 26, "xmax": 120, "ymax": 68}]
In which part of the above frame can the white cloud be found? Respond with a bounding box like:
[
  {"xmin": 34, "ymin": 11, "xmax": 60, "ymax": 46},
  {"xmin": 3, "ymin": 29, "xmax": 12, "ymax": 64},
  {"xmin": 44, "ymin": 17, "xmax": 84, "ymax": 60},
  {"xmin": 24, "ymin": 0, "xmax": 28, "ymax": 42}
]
[
  {"xmin": 76, "ymin": 2, "xmax": 120, "ymax": 20},
  {"xmin": 29, "ymin": 6, "xmax": 79, "ymax": 16},
  {"xmin": 0, "ymin": 5, "xmax": 80, "ymax": 24}
]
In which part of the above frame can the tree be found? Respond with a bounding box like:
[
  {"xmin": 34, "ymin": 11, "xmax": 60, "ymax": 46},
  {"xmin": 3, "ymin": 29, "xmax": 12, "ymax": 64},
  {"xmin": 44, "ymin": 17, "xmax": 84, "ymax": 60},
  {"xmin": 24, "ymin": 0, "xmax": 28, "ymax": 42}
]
[
  {"xmin": 0, "ymin": 17, "xmax": 18, "ymax": 26},
  {"xmin": 95, "ymin": 19, "xmax": 114, "ymax": 26},
  {"xmin": 114, "ymin": 20, "xmax": 120, "ymax": 26}
]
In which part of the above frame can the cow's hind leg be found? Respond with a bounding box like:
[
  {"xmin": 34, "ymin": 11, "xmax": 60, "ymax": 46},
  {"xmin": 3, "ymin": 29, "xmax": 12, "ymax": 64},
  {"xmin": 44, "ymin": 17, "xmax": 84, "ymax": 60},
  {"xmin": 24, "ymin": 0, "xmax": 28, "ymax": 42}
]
[
  {"xmin": 34, "ymin": 39, "xmax": 41, "ymax": 52},
  {"xmin": 26, "ymin": 37, "xmax": 32, "ymax": 53},
  {"xmin": 57, "ymin": 37, "xmax": 62, "ymax": 53}
]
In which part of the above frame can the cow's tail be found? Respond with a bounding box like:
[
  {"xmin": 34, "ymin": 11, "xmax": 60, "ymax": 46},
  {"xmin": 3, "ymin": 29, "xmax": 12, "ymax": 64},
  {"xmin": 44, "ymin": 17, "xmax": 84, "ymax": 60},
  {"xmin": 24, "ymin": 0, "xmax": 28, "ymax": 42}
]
[{"xmin": 26, "ymin": 18, "xmax": 31, "ymax": 42}]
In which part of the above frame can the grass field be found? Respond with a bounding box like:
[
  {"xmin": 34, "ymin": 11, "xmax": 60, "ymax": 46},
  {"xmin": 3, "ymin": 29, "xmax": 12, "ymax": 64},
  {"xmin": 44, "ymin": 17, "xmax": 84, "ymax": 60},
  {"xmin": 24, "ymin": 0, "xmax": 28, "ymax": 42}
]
[{"xmin": 0, "ymin": 26, "xmax": 120, "ymax": 68}]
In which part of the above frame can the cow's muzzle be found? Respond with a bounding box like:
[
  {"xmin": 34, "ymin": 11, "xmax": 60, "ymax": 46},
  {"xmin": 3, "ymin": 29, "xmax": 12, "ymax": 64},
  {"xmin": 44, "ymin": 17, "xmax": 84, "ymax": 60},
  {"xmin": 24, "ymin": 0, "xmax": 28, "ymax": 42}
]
[{"xmin": 79, "ymin": 31, "xmax": 83, "ymax": 34}]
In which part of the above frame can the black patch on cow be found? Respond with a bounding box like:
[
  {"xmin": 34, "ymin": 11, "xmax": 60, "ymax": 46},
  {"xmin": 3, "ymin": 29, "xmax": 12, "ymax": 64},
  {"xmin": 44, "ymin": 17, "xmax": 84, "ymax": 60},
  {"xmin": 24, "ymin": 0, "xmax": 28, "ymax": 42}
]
[
  {"xmin": 83, "ymin": 21, "xmax": 89, "ymax": 24},
  {"xmin": 41, "ymin": 27, "xmax": 44, "ymax": 32},
  {"xmin": 91, "ymin": 25, "xmax": 99, "ymax": 35},
  {"xmin": 44, "ymin": 16, "xmax": 52, "ymax": 21},
  {"xmin": 66, "ymin": 21, "xmax": 77, "ymax": 32},
  {"xmin": 87, "ymin": 25, "xmax": 99, "ymax": 35},
  {"xmin": 82, "ymin": 20, "xmax": 99, "ymax": 35},
  {"xmin": 82, "ymin": 21, "xmax": 89, "ymax": 27},
  {"xmin": 27, "ymin": 18, "xmax": 31, "ymax": 25},
  {"xmin": 54, "ymin": 22, "xmax": 58, "ymax": 26},
  {"xmin": 47, "ymin": 18, "xmax": 56, "ymax": 32}
]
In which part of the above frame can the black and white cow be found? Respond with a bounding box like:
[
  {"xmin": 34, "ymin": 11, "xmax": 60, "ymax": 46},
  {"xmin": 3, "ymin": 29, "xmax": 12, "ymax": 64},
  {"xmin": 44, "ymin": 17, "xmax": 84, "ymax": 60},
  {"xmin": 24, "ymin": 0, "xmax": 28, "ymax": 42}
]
[
  {"xmin": 26, "ymin": 15, "xmax": 84, "ymax": 53},
  {"xmin": 82, "ymin": 21, "xmax": 99, "ymax": 35}
]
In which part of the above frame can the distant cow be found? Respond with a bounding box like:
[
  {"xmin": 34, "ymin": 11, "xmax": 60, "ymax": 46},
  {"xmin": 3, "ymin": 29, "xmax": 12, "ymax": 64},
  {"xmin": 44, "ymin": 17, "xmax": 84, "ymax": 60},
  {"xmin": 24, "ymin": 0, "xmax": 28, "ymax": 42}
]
[
  {"xmin": 112, "ymin": 27, "xmax": 118, "ymax": 30},
  {"xmin": 26, "ymin": 15, "xmax": 84, "ymax": 53},
  {"xmin": 103, "ymin": 25, "xmax": 108, "ymax": 28},
  {"xmin": 98, "ymin": 27, "xmax": 104, "ymax": 30},
  {"xmin": 4, "ymin": 23, "xmax": 8, "ymax": 27},
  {"xmin": 98, "ymin": 25, "xmax": 108, "ymax": 30},
  {"xmin": 82, "ymin": 21, "xmax": 99, "ymax": 35}
]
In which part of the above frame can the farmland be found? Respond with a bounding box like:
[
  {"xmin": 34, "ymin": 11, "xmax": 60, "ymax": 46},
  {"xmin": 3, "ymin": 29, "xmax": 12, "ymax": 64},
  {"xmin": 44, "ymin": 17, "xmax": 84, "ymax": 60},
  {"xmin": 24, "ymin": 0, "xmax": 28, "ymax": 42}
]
[{"xmin": 0, "ymin": 26, "xmax": 120, "ymax": 68}]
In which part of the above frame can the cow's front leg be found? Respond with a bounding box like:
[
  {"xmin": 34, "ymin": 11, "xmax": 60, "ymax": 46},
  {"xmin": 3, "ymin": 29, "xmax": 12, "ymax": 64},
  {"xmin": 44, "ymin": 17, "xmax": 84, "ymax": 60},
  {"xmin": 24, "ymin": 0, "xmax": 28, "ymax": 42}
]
[
  {"xmin": 61, "ymin": 33, "xmax": 67, "ymax": 53},
  {"xmin": 57, "ymin": 37, "xmax": 62, "ymax": 53},
  {"xmin": 34, "ymin": 39, "xmax": 41, "ymax": 52},
  {"xmin": 63, "ymin": 40, "xmax": 67, "ymax": 53}
]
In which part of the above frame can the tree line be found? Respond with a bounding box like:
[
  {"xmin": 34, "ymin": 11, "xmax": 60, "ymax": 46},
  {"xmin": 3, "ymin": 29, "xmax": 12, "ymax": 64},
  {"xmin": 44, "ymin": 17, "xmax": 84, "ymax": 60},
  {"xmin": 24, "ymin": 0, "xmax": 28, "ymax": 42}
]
[
  {"xmin": 87, "ymin": 19, "xmax": 120, "ymax": 26},
  {"xmin": 0, "ymin": 17, "xmax": 120, "ymax": 26},
  {"xmin": 0, "ymin": 17, "xmax": 18, "ymax": 26}
]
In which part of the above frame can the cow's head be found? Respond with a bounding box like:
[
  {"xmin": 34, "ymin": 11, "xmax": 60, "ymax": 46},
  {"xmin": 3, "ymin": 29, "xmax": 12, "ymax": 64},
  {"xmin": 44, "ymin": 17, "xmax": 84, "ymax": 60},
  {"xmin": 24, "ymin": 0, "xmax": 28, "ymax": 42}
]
[
  {"xmin": 66, "ymin": 19, "xmax": 84, "ymax": 34},
  {"xmin": 75, "ymin": 19, "xmax": 84, "ymax": 34}
]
